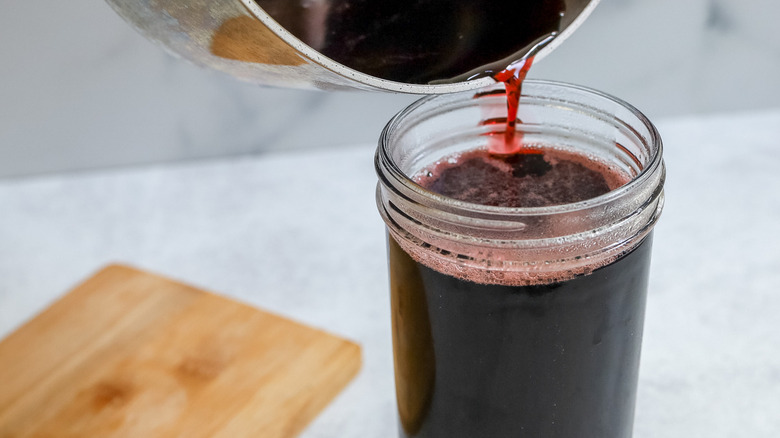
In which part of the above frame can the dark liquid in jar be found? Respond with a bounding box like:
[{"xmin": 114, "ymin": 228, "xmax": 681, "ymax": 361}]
[
  {"xmin": 389, "ymin": 234, "xmax": 652, "ymax": 437},
  {"xmin": 391, "ymin": 147, "xmax": 647, "ymax": 437}
]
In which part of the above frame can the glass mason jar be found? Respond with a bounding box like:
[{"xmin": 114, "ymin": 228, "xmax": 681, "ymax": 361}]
[{"xmin": 375, "ymin": 80, "xmax": 665, "ymax": 438}]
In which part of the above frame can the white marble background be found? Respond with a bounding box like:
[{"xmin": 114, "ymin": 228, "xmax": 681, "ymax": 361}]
[
  {"xmin": 1, "ymin": 0, "xmax": 779, "ymax": 177},
  {"xmin": 1, "ymin": 1, "xmax": 780, "ymax": 435},
  {"xmin": 1, "ymin": 111, "xmax": 779, "ymax": 436}
]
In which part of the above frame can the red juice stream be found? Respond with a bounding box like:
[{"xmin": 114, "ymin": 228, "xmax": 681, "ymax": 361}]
[{"xmin": 489, "ymin": 56, "xmax": 535, "ymax": 155}]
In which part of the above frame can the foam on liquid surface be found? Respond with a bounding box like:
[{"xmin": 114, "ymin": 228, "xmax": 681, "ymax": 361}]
[
  {"xmin": 398, "ymin": 146, "xmax": 635, "ymax": 286},
  {"xmin": 415, "ymin": 148, "xmax": 627, "ymax": 208}
]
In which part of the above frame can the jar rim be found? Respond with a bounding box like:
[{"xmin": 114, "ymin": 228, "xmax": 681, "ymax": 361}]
[{"xmin": 377, "ymin": 79, "xmax": 664, "ymax": 218}]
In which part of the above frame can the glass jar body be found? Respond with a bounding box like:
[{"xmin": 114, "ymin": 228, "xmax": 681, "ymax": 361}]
[{"xmin": 376, "ymin": 80, "xmax": 665, "ymax": 438}]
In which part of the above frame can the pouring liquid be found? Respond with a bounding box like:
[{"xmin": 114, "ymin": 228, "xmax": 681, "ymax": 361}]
[{"xmin": 490, "ymin": 56, "xmax": 536, "ymax": 155}]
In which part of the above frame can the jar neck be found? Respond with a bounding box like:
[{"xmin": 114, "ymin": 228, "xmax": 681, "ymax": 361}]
[{"xmin": 375, "ymin": 80, "xmax": 665, "ymax": 286}]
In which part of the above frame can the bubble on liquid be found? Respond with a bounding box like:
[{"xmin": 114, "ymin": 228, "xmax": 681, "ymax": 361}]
[
  {"xmin": 418, "ymin": 148, "xmax": 620, "ymax": 208},
  {"xmin": 400, "ymin": 146, "xmax": 636, "ymax": 286}
]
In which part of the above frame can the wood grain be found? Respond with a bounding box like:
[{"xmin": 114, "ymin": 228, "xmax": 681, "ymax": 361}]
[{"xmin": 0, "ymin": 265, "xmax": 361, "ymax": 438}]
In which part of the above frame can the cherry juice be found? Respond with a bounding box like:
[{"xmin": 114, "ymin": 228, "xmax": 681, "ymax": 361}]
[
  {"xmin": 258, "ymin": 0, "xmax": 565, "ymax": 84},
  {"xmin": 389, "ymin": 146, "xmax": 652, "ymax": 438}
]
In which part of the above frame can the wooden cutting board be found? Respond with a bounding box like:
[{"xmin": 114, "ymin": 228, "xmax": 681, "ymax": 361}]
[{"xmin": 0, "ymin": 264, "xmax": 361, "ymax": 438}]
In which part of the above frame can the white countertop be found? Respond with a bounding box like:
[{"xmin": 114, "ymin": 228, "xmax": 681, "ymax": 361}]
[{"xmin": 1, "ymin": 109, "xmax": 779, "ymax": 437}]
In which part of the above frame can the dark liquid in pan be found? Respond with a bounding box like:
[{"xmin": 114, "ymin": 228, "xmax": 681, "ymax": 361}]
[{"xmin": 257, "ymin": 0, "xmax": 566, "ymax": 83}]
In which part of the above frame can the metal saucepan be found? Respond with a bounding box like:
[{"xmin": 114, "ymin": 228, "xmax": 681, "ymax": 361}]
[{"xmin": 106, "ymin": 0, "xmax": 598, "ymax": 93}]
